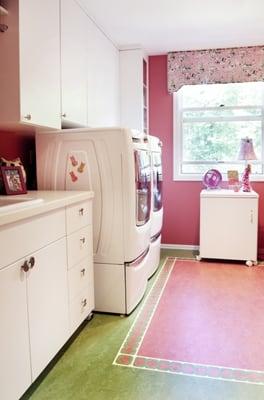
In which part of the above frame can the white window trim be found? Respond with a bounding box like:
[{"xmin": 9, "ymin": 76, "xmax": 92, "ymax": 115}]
[{"xmin": 173, "ymin": 90, "xmax": 264, "ymax": 182}]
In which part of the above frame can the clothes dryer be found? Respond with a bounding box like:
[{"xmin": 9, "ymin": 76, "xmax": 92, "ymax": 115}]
[{"xmin": 36, "ymin": 127, "xmax": 151, "ymax": 314}]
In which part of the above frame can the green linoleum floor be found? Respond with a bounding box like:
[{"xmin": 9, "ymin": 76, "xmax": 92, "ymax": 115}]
[{"xmin": 21, "ymin": 251, "xmax": 264, "ymax": 400}]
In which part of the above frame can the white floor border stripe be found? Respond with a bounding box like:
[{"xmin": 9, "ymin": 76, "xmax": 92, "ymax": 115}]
[
  {"xmin": 117, "ymin": 353, "xmax": 264, "ymax": 375},
  {"xmin": 113, "ymin": 256, "xmax": 172, "ymax": 364},
  {"xmin": 114, "ymin": 362, "xmax": 264, "ymax": 386},
  {"xmin": 113, "ymin": 257, "xmax": 264, "ymax": 386},
  {"xmin": 133, "ymin": 260, "xmax": 175, "ymax": 358}
]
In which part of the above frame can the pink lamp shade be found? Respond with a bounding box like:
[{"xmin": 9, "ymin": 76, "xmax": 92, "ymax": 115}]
[{"xmin": 238, "ymin": 137, "xmax": 257, "ymax": 161}]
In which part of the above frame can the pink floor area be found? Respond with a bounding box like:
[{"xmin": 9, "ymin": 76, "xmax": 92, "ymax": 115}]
[{"xmin": 138, "ymin": 260, "xmax": 264, "ymax": 371}]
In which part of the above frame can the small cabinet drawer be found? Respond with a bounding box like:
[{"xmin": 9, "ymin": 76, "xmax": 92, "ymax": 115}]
[
  {"xmin": 68, "ymin": 258, "xmax": 92, "ymax": 301},
  {"xmin": 0, "ymin": 209, "xmax": 65, "ymax": 270},
  {"xmin": 67, "ymin": 225, "xmax": 93, "ymax": 269},
  {"xmin": 66, "ymin": 200, "xmax": 92, "ymax": 234},
  {"xmin": 69, "ymin": 286, "xmax": 93, "ymax": 334}
]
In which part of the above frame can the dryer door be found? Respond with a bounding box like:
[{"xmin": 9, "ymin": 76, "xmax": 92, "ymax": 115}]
[{"xmin": 134, "ymin": 149, "xmax": 151, "ymax": 226}]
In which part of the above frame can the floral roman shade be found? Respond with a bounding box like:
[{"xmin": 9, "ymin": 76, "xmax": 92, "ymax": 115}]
[{"xmin": 167, "ymin": 45, "xmax": 264, "ymax": 93}]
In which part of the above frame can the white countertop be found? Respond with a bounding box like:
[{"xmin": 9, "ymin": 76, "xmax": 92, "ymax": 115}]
[{"xmin": 0, "ymin": 190, "xmax": 94, "ymax": 227}]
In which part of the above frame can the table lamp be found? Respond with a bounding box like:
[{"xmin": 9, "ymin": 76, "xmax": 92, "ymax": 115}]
[{"xmin": 238, "ymin": 137, "xmax": 257, "ymax": 192}]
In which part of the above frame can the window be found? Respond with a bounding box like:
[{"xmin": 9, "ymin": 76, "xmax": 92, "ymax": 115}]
[{"xmin": 173, "ymin": 82, "xmax": 264, "ymax": 181}]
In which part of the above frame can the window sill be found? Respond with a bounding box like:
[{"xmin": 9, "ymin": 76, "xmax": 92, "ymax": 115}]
[{"xmin": 173, "ymin": 173, "xmax": 264, "ymax": 182}]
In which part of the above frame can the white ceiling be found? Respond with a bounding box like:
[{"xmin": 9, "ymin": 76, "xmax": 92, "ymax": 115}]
[{"xmin": 79, "ymin": 0, "xmax": 264, "ymax": 54}]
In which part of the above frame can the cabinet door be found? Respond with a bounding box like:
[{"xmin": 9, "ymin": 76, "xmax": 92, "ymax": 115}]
[
  {"xmin": 200, "ymin": 197, "xmax": 258, "ymax": 261},
  {"xmin": 61, "ymin": 0, "xmax": 88, "ymax": 126},
  {"xmin": 120, "ymin": 49, "xmax": 145, "ymax": 132},
  {"xmin": 19, "ymin": 0, "xmax": 61, "ymax": 128},
  {"xmin": 27, "ymin": 238, "xmax": 69, "ymax": 380},
  {"xmin": 86, "ymin": 17, "xmax": 120, "ymax": 127},
  {"xmin": 0, "ymin": 261, "xmax": 31, "ymax": 400}
]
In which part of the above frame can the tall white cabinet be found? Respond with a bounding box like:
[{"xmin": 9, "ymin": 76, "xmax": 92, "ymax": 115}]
[
  {"xmin": 120, "ymin": 48, "xmax": 148, "ymax": 133},
  {"xmin": 199, "ymin": 189, "xmax": 259, "ymax": 265},
  {"xmin": 0, "ymin": 0, "xmax": 61, "ymax": 130},
  {"xmin": 60, "ymin": 0, "xmax": 120, "ymax": 128},
  {"xmin": 61, "ymin": 0, "xmax": 88, "ymax": 126},
  {"xmin": 86, "ymin": 17, "xmax": 120, "ymax": 127}
]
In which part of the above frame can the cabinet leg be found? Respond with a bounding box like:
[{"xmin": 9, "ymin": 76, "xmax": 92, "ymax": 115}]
[
  {"xmin": 86, "ymin": 312, "xmax": 94, "ymax": 321},
  {"xmin": 245, "ymin": 260, "xmax": 253, "ymax": 267},
  {"xmin": 196, "ymin": 255, "xmax": 202, "ymax": 261}
]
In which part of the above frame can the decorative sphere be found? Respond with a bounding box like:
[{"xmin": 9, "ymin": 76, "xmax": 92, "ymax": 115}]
[{"xmin": 203, "ymin": 169, "xmax": 222, "ymax": 189}]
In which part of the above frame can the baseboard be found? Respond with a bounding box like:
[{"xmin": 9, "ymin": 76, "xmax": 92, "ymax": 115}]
[{"xmin": 161, "ymin": 244, "xmax": 199, "ymax": 251}]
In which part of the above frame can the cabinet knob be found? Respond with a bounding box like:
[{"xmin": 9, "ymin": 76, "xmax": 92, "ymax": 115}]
[
  {"xmin": 61, "ymin": 113, "xmax": 67, "ymax": 118},
  {"xmin": 80, "ymin": 237, "xmax": 86, "ymax": 244},
  {"xmin": 79, "ymin": 208, "xmax": 84, "ymax": 216},
  {"xmin": 21, "ymin": 257, "xmax": 35, "ymax": 272},
  {"xmin": 80, "ymin": 268, "xmax": 86, "ymax": 276},
  {"xmin": 28, "ymin": 257, "xmax": 35, "ymax": 269},
  {"xmin": 21, "ymin": 260, "xmax": 30, "ymax": 272},
  {"xmin": 24, "ymin": 114, "xmax": 32, "ymax": 120}
]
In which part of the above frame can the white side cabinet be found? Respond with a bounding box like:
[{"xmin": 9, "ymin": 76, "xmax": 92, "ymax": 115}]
[
  {"xmin": 199, "ymin": 189, "xmax": 259, "ymax": 264},
  {"xmin": 0, "ymin": 0, "xmax": 61, "ymax": 130},
  {"xmin": 0, "ymin": 192, "xmax": 94, "ymax": 400}
]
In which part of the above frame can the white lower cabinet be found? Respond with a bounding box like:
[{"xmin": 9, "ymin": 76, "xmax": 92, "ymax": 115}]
[
  {"xmin": 27, "ymin": 238, "xmax": 69, "ymax": 380},
  {"xmin": 0, "ymin": 195, "xmax": 94, "ymax": 400},
  {"xmin": 0, "ymin": 238, "xmax": 69, "ymax": 399},
  {"xmin": 0, "ymin": 260, "xmax": 31, "ymax": 400}
]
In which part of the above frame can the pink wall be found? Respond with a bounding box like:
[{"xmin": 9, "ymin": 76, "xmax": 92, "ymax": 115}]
[
  {"xmin": 148, "ymin": 55, "xmax": 264, "ymax": 258},
  {"xmin": 0, "ymin": 131, "xmax": 36, "ymax": 189}
]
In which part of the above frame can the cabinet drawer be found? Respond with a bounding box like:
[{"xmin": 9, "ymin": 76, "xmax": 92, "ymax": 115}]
[
  {"xmin": 69, "ymin": 285, "xmax": 94, "ymax": 334},
  {"xmin": 0, "ymin": 209, "xmax": 65, "ymax": 270},
  {"xmin": 67, "ymin": 225, "xmax": 93, "ymax": 269},
  {"xmin": 68, "ymin": 257, "xmax": 93, "ymax": 301},
  {"xmin": 66, "ymin": 200, "xmax": 92, "ymax": 234}
]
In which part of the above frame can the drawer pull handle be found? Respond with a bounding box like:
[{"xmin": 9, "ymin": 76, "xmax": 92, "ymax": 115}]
[
  {"xmin": 81, "ymin": 268, "xmax": 86, "ymax": 276},
  {"xmin": 80, "ymin": 237, "xmax": 86, "ymax": 244},
  {"xmin": 79, "ymin": 208, "xmax": 84, "ymax": 216},
  {"xmin": 82, "ymin": 298, "xmax": 87, "ymax": 307}
]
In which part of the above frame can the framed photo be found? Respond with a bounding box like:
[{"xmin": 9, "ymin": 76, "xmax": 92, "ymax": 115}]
[
  {"xmin": 0, "ymin": 166, "xmax": 27, "ymax": 195},
  {"xmin": 227, "ymin": 170, "xmax": 240, "ymax": 191}
]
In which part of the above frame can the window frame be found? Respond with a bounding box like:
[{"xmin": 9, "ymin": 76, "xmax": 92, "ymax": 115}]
[{"xmin": 173, "ymin": 85, "xmax": 264, "ymax": 182}]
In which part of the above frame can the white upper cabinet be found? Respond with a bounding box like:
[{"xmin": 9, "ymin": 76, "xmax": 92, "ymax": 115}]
[
  {"xmin": 0, "ymin": 0, "xmax": 120, "ymax": 131},
  {"xmin": 120, "ymin": 48, "xmax": 148, "ymax": 133},
  {"xmin": 60, "ymin": 0, "xmax": 120, "ymax": 127},
  {"xmin": 86, "ymin": 18, "xmax": 120, "ymax": 127},
  {"xmin": 61, "ymin": 0, "xmax": 88, "ymax": 126},
  {"xmin": 0, "ymin": 0, "xmax": 61, "ymax": 130}
]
